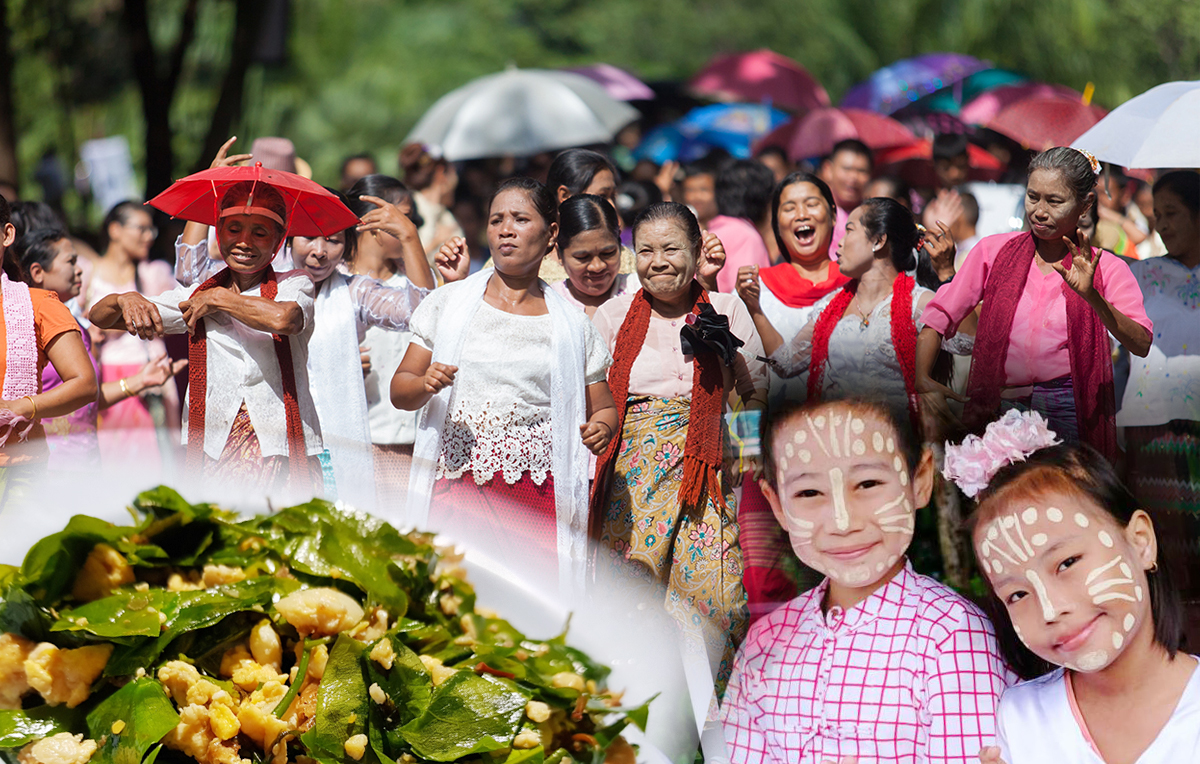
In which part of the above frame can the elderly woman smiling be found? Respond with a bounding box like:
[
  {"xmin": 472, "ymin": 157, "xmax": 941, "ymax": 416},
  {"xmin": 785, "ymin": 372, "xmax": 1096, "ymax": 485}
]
[
  {"xmin": 90, "ymin": 181, "xmax": 322, "ymax": 492},
  {"xmin": 591, "ymin": 201, "xmax": 767, "ymax": 687}
]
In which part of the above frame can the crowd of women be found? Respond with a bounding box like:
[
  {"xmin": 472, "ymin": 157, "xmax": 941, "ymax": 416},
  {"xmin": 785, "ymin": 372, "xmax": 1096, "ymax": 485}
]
[{"xmin": 0, "ymin": 133, "xmax": 1196, "ymax": 750}]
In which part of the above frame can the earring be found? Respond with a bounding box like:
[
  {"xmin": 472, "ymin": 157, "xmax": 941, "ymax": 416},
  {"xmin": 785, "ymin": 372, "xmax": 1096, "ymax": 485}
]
[{"xmin": 1148, "ymin": 561, "xmax": 1159, "ymax": 574}]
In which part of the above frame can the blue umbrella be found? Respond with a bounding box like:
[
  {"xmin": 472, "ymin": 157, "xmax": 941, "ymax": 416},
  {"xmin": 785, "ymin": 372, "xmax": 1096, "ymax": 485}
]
[
  {"xmin": 841, "ymin": 54, "xmax": 990, "ymax": 114},
  {"xmin": 635, "ymin": 104, "xmax": 790, "ymax": 163}
]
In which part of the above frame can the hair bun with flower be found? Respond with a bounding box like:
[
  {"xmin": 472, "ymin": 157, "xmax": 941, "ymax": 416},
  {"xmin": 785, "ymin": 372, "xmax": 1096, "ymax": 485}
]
[
  {"xmin": 943, "ymin": 410, "xmax": 1061, "ymax": 498},
  {"xmin": 1075, "ymin": 147, "xmax": 1102, "ymax": 177}
]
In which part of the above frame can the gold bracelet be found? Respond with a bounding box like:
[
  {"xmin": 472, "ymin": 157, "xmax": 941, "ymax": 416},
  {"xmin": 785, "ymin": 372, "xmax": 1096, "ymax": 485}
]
[
  {"xmin": 119, "ymin": 378, "xmax": 132, "ymax": 398},
  {"xmin": 22, "ymin": 395, "xmax": 37, "ymax": 420}
]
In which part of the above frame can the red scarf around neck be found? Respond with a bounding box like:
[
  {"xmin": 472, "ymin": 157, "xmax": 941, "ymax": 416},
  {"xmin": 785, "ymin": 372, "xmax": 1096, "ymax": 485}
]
[
  {"xmin": 590, "ymin": 283, "xmax": 727, "ymax": 535},
  {"xmin": 807, "ymin": 274, "xmax": 920, "ymax": 429},
  {"xmin": 185, "ymin": 268, "xmax": 311, "ymax": 490},
  {"xmin": 759, "ymin": 261, "xmax": 850, "ymax": 308},
  {"xmin": 963, "ymin": 232, "xmax": 1117, "ymax": 462}
]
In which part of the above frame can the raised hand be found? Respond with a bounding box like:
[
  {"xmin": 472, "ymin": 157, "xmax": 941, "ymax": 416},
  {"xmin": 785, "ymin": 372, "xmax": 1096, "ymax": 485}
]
[
  {"xmin": 136, "ymin": 353, "xmax": 187, "ymax": 390},
  {"xmin": 179, "ymin": 289, "xmax": 227, "ymax": 335},
  {"xmin": 654, "ymin": 160, "xmax": 679, "ymax": 202},
  {"xmin": 916, "ymin": 373, "xmax": 967, "ymax": 442},
  {"xmin": 924, "ymin": 220, "xmax": 958, "ymax": 282},
  {"xmin": 922, "ymin": 188, "xmax": 963, "ymax": 233},
  {"xmin": 356, "ymin": 195, "xmax": 421, "ymax": 243},
  {"xmin": 978, "ymin": 746, "xmax": 1008, "ymax": 764},
  {"xmin": 579, "ymin": 420, "xmax": 614, "ymax": 455},
  {"xmin": 435, "ymin": 237, "xmax": 471, "ymax": 283},
  {"xmin": 697, "ymin": 230, "xmax": 726, "ymax": 291},
  {"xmin": 210, "ymin": 136, "xmax": 253, "ymax": 170},
  {"xmin": 736, "ymin": 265, "xmax": 762, "ymax": 313},
  {"xmin": 1051, "ymin": 227, "xmax": 1100, "ymax": 300},
  {"xmin": 422, "ymin": 362, "xmax": 457, "ymax": 395}
]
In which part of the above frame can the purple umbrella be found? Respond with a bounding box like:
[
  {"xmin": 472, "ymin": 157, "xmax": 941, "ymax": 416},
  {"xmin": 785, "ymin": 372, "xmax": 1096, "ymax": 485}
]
[
  {"xmin": 566, "ymin": 63, "xmax": 656, "ymax": 102},
  {"xmin": 841, "ymin": 54, "xmax": 989, "ymax": 114}
]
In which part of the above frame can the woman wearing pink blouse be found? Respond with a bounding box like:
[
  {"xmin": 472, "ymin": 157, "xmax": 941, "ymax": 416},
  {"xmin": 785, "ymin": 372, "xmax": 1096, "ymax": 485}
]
[{"xmin": 916, "ymin": 147, "xmax": 1152, "ymax": 464}]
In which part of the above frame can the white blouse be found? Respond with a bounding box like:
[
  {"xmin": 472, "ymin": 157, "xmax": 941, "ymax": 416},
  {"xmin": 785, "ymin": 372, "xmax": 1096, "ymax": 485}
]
[
  {"xmin": 408, "ymin": 286, "xmax": 612, "ymax": 485},
  {"xmin": 365, "ymin": 273, "xmax": 419, "ymax": 445},
  {"xmin": 149, "ymin": 271, "xmax": 323, "ymax": 459},
  {"xmin": 997, "ymin": 660, "xmax": 1200, "ymax": 763}
]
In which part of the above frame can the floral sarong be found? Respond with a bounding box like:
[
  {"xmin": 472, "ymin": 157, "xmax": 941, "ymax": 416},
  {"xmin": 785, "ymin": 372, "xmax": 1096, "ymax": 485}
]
[{"xmin": 598, "ymin": 396, "xmax": 747, "ymax": 688}]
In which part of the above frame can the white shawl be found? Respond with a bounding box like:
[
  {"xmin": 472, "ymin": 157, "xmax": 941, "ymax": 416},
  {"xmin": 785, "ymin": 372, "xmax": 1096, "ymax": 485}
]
[
  {"xmin": 407, "ymin": 269, "xmax": 590, "ymax": 597},
  {"xmin": 308, "ymin": 272, "xmax": 376, "ymax": 510}
]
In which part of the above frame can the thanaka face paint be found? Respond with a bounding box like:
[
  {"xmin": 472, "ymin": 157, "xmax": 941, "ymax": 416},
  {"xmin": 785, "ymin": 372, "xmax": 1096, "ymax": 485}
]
[
  {"xmin": 975, "ymin": 491, "xmax": 1152, "ymax": 673},
  {"xmin": 767, "ymin": 406, "xmax": 919, "ymax": 592}
]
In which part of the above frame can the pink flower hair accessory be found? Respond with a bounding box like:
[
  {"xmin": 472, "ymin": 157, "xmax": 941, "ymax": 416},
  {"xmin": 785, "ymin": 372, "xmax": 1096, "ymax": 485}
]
[{"xmin": 943, "ymin": 410, "xmax": 1061, "ymax": 498}]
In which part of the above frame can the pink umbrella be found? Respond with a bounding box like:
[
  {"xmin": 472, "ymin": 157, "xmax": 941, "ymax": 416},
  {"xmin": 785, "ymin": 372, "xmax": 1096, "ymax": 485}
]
[
  {"xmin": 986, "ymin": 97, "xmax": 1107, "ymax": 151},
  {"xmin": 565, "ymin": 63, "xmax": 656, "ymax": 102},
  {"xmin": 756, "ymin": 107, "xmax": 917, "ymax": 161},
  {"xmin": 960, "ymin": 82, "xmax": 1084, "ymax": 125},
  {"xmin": 689, "ymin": 49, "xmax": 831, "ymax": 113}
]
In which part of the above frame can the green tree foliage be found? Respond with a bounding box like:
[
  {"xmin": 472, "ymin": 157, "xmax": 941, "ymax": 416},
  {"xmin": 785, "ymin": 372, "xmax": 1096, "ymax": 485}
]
[{"xmin": 7, "ymin": 0, "xmax": 1200, "ymax": 201}]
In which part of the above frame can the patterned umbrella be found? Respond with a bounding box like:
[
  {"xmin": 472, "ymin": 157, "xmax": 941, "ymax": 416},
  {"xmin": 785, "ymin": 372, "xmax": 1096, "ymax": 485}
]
[
  {"xmin": 903, "ymin": 69, "xmax": 1029, "ymax": 116},
  {"xmin": 960, "ymin": 83, "xmax": 1084, "ymax": 126},
  {"xmin": 755, "ymin": 107, "xmax": 917, "ymax": 162},
  {"xmin": 841, "ymin": 54, "xmax": 990, "ymax": 114},
  {"xmin": 689, "ymin": 49, "xmax": 831, "ymax": 113},
  {"xmin": 986, "ymin": 97, "xmax": 1107, "ymax": 151},
  {"xmin": 635, "ymin": 104, "xmax": 790, "ymax": 163},
  {"xmin": 875, "ymin": 139, "xmax": 1006, "ymax": 186}
]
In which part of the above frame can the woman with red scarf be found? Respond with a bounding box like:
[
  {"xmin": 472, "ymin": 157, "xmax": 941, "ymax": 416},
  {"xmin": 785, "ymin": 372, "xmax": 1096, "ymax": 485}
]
[
  {"xmin": 739, "ymin": 197, "xmax": 955, "ymax": 430},
  {"xmin": 917, "ymin": 147, "xmax": 1152, "ymax": 464},
  {"xmin": 591, "ymin": 202, "xmax": 767, "ymax": 688},
  {"xmin": 90, "ymin": 181, "xmax": 323, "ymax": 493}
]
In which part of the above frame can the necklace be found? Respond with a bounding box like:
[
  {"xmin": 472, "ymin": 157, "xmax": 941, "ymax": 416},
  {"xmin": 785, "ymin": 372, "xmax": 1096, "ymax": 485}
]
[{"xmin": 850, "ymin": 296, "xmax": 872, "ymax": 328}]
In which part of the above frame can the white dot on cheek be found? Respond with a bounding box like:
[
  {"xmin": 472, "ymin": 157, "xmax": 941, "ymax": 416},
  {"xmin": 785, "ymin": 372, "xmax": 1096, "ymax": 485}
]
[
  {"xmin": 1135, "ymin": 586, "xmax": 1144, "ymax": 602},
  {"xmin": 814, "ymin": 415, "xmax": 826, "ymax": 429},
  {"xmin": 886, "ymin": 437, "xmax": 895, "ymax": 453},
  {"xmin": 852, "ymin": 439, "xmax": 866, "ymax": 455},
  {"xmin": 851, "ymin": 418, "xmax": 865, "ymax": 434},
  {"xmin": 1074, "ymin": 513, "xmax": 1090, "ymax": 528},
  {"xmin": 1124, "ymin": 614, "xmax": 1135, "ymax": 632},
  {"xmin": 794, "ymin": 430, "xmax": 807, "ymax": 445},
  {"xmin": 1021, "ymin": 507, "xmax": 1038, "ymax": 525},
  {"xmin": 1119, "ymin": 563, "xmax": 1132, "ymax": 578},
  {"xmin": 1031, "ymin": 533, "xmax": 1048, "ymax": 547},
  {"xmin": 1076, "ymin": 651, "xmax": 1108, "ymax": 671},
  {"xmin": 899, "ymin": 471, "xmax": 908, "ymax": 487},
  {"xmin": 799, "ymin": 450, "xmax": 812, "ymax": 463},
  {"xmin": 990, "ymin": 559, "xmax": 1003, "ymax": 574},
  {"xmin": 1112, "ymin": 632, "xmax": 1124, "ymax": 650},
  {"xmin": 892, "ymin": 456, "xmax": 903, "ymax": 472},
  {"xmin": 1098, "ymin": 531, "xmax": 1114, "ymax": 548},
  {"xmin": 1046, "ymin": 507, "xmax": 1063, "ymax": 523},
  {"xmin": 785, "ymin": 443, "xmax": 795, "ymax": 458},
  {"xmin": 872, "ymin": 432, "xmax": 885, "ymax": 452}
]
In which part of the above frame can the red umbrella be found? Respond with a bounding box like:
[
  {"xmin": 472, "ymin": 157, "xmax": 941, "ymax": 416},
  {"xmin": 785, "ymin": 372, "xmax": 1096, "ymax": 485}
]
[
  {"xmin": 960, "ymin": 82, "xmax": 1084, "ymax": 125},
  {"xmin": 985, "ymin": 97, "xmax": 1107, "ymax": 151},
  {"xmin": 875, "ymin": 139, "xmax": 1006, "ymax": 187},
  {"xmin": 756, "ymin": 107, "xmax": 916, "ymax": 162},
  {"xmin": 147, "ymin": 163, "xmax": 358, "ymax": 238},
  {"xmin": 689, "ymin": 49, "xmax": 831, "ymax": 113}
]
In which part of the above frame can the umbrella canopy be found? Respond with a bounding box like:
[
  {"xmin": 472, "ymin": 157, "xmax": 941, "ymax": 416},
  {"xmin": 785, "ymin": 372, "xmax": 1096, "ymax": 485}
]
[
  {"xmin": 689, "ymin": 48, "xmax": 830, "ymax": 113},
  {"xmin": 986, "ymin": 97, "xmax": 1107, "ymax": 151},
  {"xmin": 960, "ymin": 82, "xmax": 1084, "ymax": 126},
  {"xmin": 1072, "ymin": 80, "xmax": 1200, "ymax": 169},
  {"xmin": 756, "ymin": 107, "xmax": 916, "ymax": 162},
  {"xmin": 875, "ymin": 139, "xmax": 1005, "ymax": 187},
  {"xmin": 147, "ymin": 163, "xmax": 358, "ymax": 238},
  {"xmin": 565, "ymin": 63, "xmax": 656, "ymax": 101},
  {"xmin": 634, "ymin": 104, "xmax": 789, "ymax": 163},
  {"xmin": 902, "ymin": 68, "xmax": 1028, "ymax": 116},
  {"xmin": 841, "ymin": 53, "xmax": 989, "ymax": 114},
  {"xmin": 404, "ymin": 68, "xmax": 640, "ymax": 162}
]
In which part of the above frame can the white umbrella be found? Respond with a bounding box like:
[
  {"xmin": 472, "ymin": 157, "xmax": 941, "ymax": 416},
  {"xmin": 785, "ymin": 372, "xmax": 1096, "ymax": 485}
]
[
  {"xmin": 404, "ymin": 68, "xmax": 640, "ymax": 161},
  {"xmin": 1072, "ymin": 80, "xmax": 1200, "ymax": 168}
]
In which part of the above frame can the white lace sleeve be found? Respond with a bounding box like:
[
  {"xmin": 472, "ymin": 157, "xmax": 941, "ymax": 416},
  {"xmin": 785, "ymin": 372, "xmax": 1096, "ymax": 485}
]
[
  {"xmin": 347, "ymin": 274, "xmax": 430, "ymax": 332},
  {"xmin": 942, "ymin": 332, "xmax": 975, "ymax": 355},
  {"xmin": 767, "ymin": 312, "xmax": 819, "ymax": 378},
  {"xmin": 174, "ymin": 235, "xmax": 222, "ymax": 287}
]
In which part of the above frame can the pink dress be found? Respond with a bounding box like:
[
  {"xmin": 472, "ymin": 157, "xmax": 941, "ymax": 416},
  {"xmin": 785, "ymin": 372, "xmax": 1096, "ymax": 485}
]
[
  {"xmin": 920, "ymin": 231, "xmax": 1152, "ymax": 388},
  {"xmin": 84, "ymin": 260, "xmax": 182, "ymax": 472}
]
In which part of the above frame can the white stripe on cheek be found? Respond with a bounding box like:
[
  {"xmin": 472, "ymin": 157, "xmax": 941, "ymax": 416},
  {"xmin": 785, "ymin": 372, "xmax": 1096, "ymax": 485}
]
[
  {"xmin": 830, "ymin": 467, "xmax": 849, "ymax": 531},
  {"xmin": 1025, "ymin": 568, "xmax": 1058, "ymax": 621}
]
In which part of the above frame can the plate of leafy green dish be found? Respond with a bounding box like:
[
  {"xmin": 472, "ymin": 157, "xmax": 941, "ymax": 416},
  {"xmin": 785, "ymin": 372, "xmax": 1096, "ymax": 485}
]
[{"xmin": 0, "ymin": 487, "xmax": 653, "ymax": 764}]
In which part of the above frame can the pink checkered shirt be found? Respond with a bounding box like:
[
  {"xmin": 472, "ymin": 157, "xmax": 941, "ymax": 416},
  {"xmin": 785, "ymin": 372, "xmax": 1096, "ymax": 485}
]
[{"xmin": 719, "ymin": 562, "xmax": 1017, "ymax": 763}]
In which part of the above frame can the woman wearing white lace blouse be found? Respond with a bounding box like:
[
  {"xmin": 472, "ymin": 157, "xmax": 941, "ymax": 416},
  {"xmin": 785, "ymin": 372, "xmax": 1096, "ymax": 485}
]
[
  {"xmin": 392, "ymin": 177, "xmax": 618, "ymax": 597},
  {"xmin": 738, "ymin": 197, "xmax": 964, "ymax": 427}
]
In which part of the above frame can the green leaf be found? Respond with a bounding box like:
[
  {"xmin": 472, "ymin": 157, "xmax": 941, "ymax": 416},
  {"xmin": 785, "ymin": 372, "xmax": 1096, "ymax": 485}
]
[
  {"xmin": 0, "ymin": 709, "xmax": 70, "ymax": 749},
  {"xmin": 86, "ymin": 678, "xmax": 180, "ymax": 764},
  {"xmin": 364, "ymin": 635, "xmax": 432, "ymax": 731},
  {"xmin": 502, "ymin": 746, "xmax": 544, "ymax": 764},
  {"xmin": 0, "ymin": 588, "xmax": 57, "ymax": 643},
  {"xmin": 299, "ymin": 635, "xmax": 377, "ymax": 764},
  {"xmin": 53, "ymin": 589, "xmax": 177, "ymax": 640},
  {"xmin": 18, "ymin": 516, "xmax": 135, "ymax": 604},
  {"xmin": 399, "ymin": 671, "xmax": 530, "ymax": 761}
]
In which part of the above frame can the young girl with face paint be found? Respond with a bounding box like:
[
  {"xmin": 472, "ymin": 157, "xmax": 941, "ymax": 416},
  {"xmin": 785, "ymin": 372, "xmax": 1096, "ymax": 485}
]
[
  {"xmin": 720, "ymin": 396, "xmax": 1014, "ymax": 764},
  {"xmin": 948, "ymin": 412, "xmax": 1197, "ymax": 764}
]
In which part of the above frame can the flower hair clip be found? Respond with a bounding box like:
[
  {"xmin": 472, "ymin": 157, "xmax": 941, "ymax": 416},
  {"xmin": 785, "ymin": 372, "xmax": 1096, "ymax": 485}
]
[
  {"xmin": 943, "ymin": 410, "xmax": 1061, "ymax": 498},
  {"xmin": 1076, "ymin": 147, "xmax": 1101, "ymax": 177}
]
